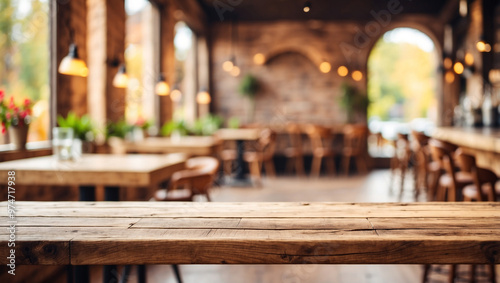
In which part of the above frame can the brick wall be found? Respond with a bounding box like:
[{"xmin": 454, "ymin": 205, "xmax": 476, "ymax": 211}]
[{"xmin": 210, "ymin": 17, "xmax": 445, "ymax": 125}]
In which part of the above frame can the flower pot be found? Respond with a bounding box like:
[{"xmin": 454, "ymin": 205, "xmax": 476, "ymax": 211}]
[{"xmin": 9, "ymin": 125, "xmax": 29, "ymax": 150}]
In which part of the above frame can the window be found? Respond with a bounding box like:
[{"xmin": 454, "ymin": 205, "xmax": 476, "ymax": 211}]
[{"xmin": 0, "ymin": 0, "xmax": 50, "ymax": 143}]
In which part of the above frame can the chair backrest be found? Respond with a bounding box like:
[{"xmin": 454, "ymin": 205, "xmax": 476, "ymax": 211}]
[
  {"xmin": 455, "ymin": 148, "xmax": 498, "ymax": 201},
  {"xmin": 305, "ymin": 124, "xmax": 332, "ymax": 150},
  {"xmin": 257, "ymin": 128, "xmax": 277, "ymax": 160},
  {"xmin": 394, "ymin": 133, "xmax": 411, "ymax": 160},
  {"xmin": 170, "ymin": 157, "xmax": 220, "ymax": 195},
  {"xmin": 286, "ymin": 123, "xmax": 303, "ymax": 151},
  {"xmin": 343, "ymin": 124, "xmax": 368, "ymax": 155},
  {"xmin": 428, "ymin": 139, "xmax": 457, "ymax": 186}
]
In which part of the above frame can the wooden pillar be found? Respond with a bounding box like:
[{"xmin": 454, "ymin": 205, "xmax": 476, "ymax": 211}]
[
  {"xmin": 158, "ymin": 3, "xmax": 175, "ymax": 126},
  {"xmin": 54, "ymin": 0, "xmax": 88, "ymax": 118},
  {"xmin": 87, "ymin": 0, "xmax": 126, "ymax": 128}
]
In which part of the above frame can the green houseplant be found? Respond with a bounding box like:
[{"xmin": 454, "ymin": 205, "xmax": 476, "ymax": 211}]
[
  {"xmin": 339, "ymin": 82, "xmax": 369, "ymax": 123},
  {"xmin": 238, "ymin": 74, "xmax": 260, "ymax": 123},
  {"xmin": 57, "ymin": 112, "xmax": 96, "ymax": 154}
]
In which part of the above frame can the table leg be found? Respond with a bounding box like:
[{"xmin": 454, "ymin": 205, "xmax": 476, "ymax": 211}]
[
  {"xmin": 137, "ymin": 265, "xmax": 146, "ymax": 283},
  {"xmin": 79, "ymin": 186, "xmax": 96, "ymax": 201},
  {"xmin": 73, "ymin": 265, "xmax": 89, "ymax": 283},
  {"xmin": 104, "ymin": 186, "xmax": 119, "ymax": 201},
  {"xmin": 234, "ymin": 140, "xmax": 246, "ymax": 180}
]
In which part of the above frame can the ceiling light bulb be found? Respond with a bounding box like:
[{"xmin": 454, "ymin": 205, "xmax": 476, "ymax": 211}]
[
  {"xmin": 319, "ymin": 62, "xmax": 331, "ymax": 73},
  {"xmin": 230, "ymin": 66, "xmax": 240, "ymax": 77},
  {"xmin": 196, "ymin": 90, "xmax": 211, "ymax": 104},
  {"xmin": 222, "ymin": 60, "xmax": 234, "ymax": 72},
  {"xmin": 352, "ymin": 70, "xmax": 363, "ymax": 81},
  {"xmin": 253, "ymin": 53, "xmax": 265, "ymax": 65},
  {"xmin": 170, "ymin": 89, "xmax": 182, "ymax": 102},
  {"xmin": 113, "ymin": 64, "xmax": 128, "ymax": 88},
  {"xmin": 337, "ymin": 66, "xmax": 348, "ymax": 77},
  {"xmin": 303, "ymin": 1, "xmax": 311, "ymax": 13},
  {"xmin": 453, "ymin": 62, "xmax": 464, "ymax": 74},
  {"xmin": 58, "ymin": 43, "xmax": 88, "ymax": 77}
]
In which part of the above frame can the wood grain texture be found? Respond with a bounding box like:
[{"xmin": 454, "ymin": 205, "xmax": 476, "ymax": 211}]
[
  {"xmin": 0, "ymin": 202, "xmax": 499, "ymax": 265},
  {"xmin": 215, "ymin": 128, "xmax": 260, "ymax": 141},
  {"xmin": 0, "ymin": 153, "xmax": 186, "ymax": 186}
]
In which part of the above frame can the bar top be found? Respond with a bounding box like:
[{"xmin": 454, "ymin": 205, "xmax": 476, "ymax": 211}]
[
  {"xmin": 1, "ymin": 201, "xmax": 499, "ymax": 265},
  {"xmin": 432, "ymin": 127, "xmax": 500, "ymax": 153}
]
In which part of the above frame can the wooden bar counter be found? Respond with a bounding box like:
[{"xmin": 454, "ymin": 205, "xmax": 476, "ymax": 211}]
[
  {"xmin": 432, "ymin": 127, "xmax": 500, "ymax": 175},
  {"xmin": 1, "ymin": 201, "xmax": 499, "ymax": 266}
]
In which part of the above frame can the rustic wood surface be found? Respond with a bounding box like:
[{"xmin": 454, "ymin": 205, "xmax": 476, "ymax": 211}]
[
  {"xmin": 122, "ymin": 136, "xmax": 219, "ymax": 156},
  {"xmin": 1, "ymin": 202, "xmax": 499, "ymax": 266},
  {"xmin": 0, "ymin": 153, "xmax": 186, "ymax": 187},
  {"xmin": 432, "ymin": 127, "xmax": 500, "ymax": 174}
]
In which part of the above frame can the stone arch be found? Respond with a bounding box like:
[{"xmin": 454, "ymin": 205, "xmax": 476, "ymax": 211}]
[{"xmin": 262, "ymin": 45, "xmax": 325, "ymax": 68}]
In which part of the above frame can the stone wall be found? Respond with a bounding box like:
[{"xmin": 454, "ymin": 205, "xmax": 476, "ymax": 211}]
[{"xmin": 210, "ymin": 17, "xmax": 445, "ymax": 125}]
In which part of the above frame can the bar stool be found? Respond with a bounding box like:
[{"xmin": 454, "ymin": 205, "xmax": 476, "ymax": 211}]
[
  {"xmin": 411, "ymin": 131, "xmax": 442, "ymax": 201},
  {"xmin": 244, "ymin": 128, "xmax": 277, "ymax": 184},
  {"xmin": 389, "ymin": 133, "xmax": 412, "ymax": 199},
  {"xmin": 305, "ymin": 124, "xmax": 336, "ymax": 177},
  {"xmin": 284, "ymin": 123, "xmax": 305, "ymax": 176}
]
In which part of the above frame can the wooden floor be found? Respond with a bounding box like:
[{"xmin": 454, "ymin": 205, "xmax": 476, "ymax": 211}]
[{"xmin": 75, "ymin": 170, "xmax": 497, "ymax": 283}]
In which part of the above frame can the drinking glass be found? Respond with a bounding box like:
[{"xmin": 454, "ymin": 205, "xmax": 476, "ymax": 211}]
[{"xmin": 53, "ymin": 127, "xmax": 74, "ymax": 161}]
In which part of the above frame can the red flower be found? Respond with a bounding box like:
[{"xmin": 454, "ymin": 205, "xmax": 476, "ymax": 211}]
[
  {"xmin": 13, "ymin": 107, "xmax": 19, "ymax": 113},
  {"xmin": 8, "ymin": 97, "xmax": 14, "ymax": 109},
  {"xmin": 1, "ymin": 127, "xmax": 5, "ymax": 134},
  {"xmin": 20, "ymin": 111, "xmax": 27, "ymax": 119},
  {"xmin": 6, "ymin": 112, "xmax": 10, "ymax": 120},
  {"xmin": 24, "ymin": 98, "xmax": 31, "ymax": 107},
  {"xmin": 0, "ymin": 90, "xmax": 4, "ymax": 101}
]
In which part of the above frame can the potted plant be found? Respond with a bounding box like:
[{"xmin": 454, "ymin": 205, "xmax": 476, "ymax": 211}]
[
  {"xmin": 339, "ymin": 82, "xmax": 369, "ymax": 123},
  {"xmin": 0, "ymin": 90, "xmax": 33, "ymax": 150},
  {"xmin": 57, "ymin": 112, "xmax": 96, "ymax": 154},
  {"xmin": 238, "ymin": 74, "xmax": 260, "ymax": 122},
  {"xmin": 105, "ymin": 120, "xmax": 134, "ymax": 140},
  {"xmin": 192, "ymin": 114, "xmax": 223, "ymax": 136},
  {"xmin": 160, "ymin": 120, "xmax": 190, "ymax": 141}
]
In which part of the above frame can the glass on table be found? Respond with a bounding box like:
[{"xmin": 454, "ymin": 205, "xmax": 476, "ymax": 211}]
[{"xmin": 52, "ymin": 127, "xmax": 74, "ymax": 161}]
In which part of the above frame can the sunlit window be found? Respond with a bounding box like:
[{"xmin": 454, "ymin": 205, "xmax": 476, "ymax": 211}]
[
  {"xmin": 124, "ymin": 0, "xmax": 158, "ymax": 125},
  {"xmin": 0, "ymin": 0, "xmax": 50, "ymax": 144},
  {"xmin": 367, "ymin": 28, "xmax": 438, "ymax": 156},
  {"xmin": 173, "ymin": 21, "xmax": 195, "ymax": 121}
]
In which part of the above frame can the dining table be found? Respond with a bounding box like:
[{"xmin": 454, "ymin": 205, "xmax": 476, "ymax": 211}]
[
  {"xmin": 215, "ymin": 128, "xmax": 260, "ymax": 186},
  {"xmin": 0, "ymin": 153, "xmax": 187, "ymax": 283},
  {"xmin": 119, "ymin": 136, "xmax": 219, "ymax": 156}
]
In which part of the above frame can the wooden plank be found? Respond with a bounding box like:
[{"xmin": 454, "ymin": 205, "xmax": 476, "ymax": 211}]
[
  {"xmin": 215, "ymin": 128, "xmax": 260, "ymax": 141},
  {"xmin": 123, "ymin": 137, "xmax": 219, "ymax": 156},
  {"xmin": 0, "ymin": 202, "xmax": 500, "ymax": 265}
]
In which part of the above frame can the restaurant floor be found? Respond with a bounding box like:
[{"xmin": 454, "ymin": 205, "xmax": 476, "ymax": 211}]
[{"xmin": 85, "ymin": 170, "xmax": 497, "ymax": 283}]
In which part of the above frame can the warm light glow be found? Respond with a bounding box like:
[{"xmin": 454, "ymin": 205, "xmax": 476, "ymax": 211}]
[
  {"xmin": 459, "ymin": 0, "xmax": 468, "ymax": 17},
  {"xmin": 230, "ymin": 66, "xmax": 240, "ymax": 77},
  {"xmin": 443, "ymin": 58, "xmax": 453, "ymax": 69},
  {"xmin": 196, "ymin": 91, "xmax": 211, "ymax": 104},
  {"xmin": 253, "ymin": 53, "xmax": 265, "ymax": 65},
  {"xmin": 170, "ymin": 89, "xmax": 182, "ymax": 102},
  {"xmin": 464, "ymin": 53, "xmax": 474, "ymax": 66},
  {"xmin": 319, "ymin": 62, "xmax": 331, "ymax": 73},
  {"xmin": 113, "ymin": 65, "xmax": 128, "ymax": 88},
  {"xmin": 445, "ymin": 70, "xmax": 455, "ymax": 83},
  {"xmin": 489, "ymin": 69, "xmax": 500, "ymax": 85},
  {"xmin": 352, "ymin": 70, "xmax": 363, "ymax": 81},
  {"xmin": 453, "ymin": 62, "xmax": 464, "ymax": 75},
  {"xmin": 303, "ymin": 6, "xmax": 310, "ymax": 12},
  {"xmin": 155, "ymin": 81, "xmax": 170, "ymax": 96},
  {"xmin": 222, "ymin": 60, "xmax": 234, "ymax": 72},
  {"xmin": 58, "ymin": 57, "xmax": 89, "ymax": 77},
  {"xmin": 337, "ymin": 66, "xmax": 348, "ymax": 77},
  {"xmin": 476, "ymin": 41, "xmax": 491, "ymax": 52},
  {"xmin": 58, "ymin": 44, "xmax": 88, "ymax": 77}
]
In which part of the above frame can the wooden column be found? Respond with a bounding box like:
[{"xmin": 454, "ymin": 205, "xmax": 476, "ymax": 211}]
[
  {"xmin": 55, "ymin": 0, "xmax": 88, "ymax": 118},
  {"xmin": 87, "ymin": 0, "xmax": 126, "ymax": 128},
  {"xmin": 158, "ymin": 3, "xmax": 175, "ymax": 127}
]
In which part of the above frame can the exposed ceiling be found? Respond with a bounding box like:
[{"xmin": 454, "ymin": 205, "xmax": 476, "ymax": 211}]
[{"xmin": 197, "ymin": 0, "xmax": 451, "ymax": 22}]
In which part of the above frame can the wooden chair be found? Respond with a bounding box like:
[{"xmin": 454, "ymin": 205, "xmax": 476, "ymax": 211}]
[
  {"xmin": 411, "ymin": 131, "xmax": 442, "ymax": 201},
  {"xmin": 428, "ymin": 139, "xmax": 473, "ymax": 202},
  {"xmin": 154, "ymin": 156, "xmax": 220, "ymax": 202},
  {"xmin": 389, "ymin": 133, "xmax": 412, "ymax": 199},
  {"xmin": 305, "ymin": 124, "xmax": 336, "ymax": 177},
  {"xmin": 284, "ymin": 123, "xmax": 305, "ymax": 176},
  {"xmin": 342, "ymin": 124, "xmax": 368, "ymax": 176},
  {"xmin": 244, "ymin": 128, "xmax": 277, "ymax": 184}
]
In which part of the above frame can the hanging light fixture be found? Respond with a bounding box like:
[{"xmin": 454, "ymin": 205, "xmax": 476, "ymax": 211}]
[
  {"xmin": 253, "ymin": 53, "xmax": 265, "ymax": 65},
  {"xmin": 59, "ymin": 43, "xmax": 89, "ymax": 77},
  {"xmin": 155, "ymin": 74, "xmax": 170, "ymax": 96},
  {"xmin": 319, "ymin": 61, "xmax": 331, "ymax": 73},
  {"xmin": 352, "ymin": 70, "xmax": 363, "ymax": 81},
  {"xmin": 196, "ymin": 88, "xmax": 211, "ymax": 104},
  {"xmin": 113, "ymin": 64, "xmax": 128, "ymax": 88},
  {"xmin": 170, "ymin": 87, "xmax": 182, "ymax": 102},
  {"xmin": 58, "ymin": 3, "xmax": 88, "ymax": 78},
  {"xmin": 337, "ymin": 66, "xmax": 349, "ymax": 77},
  {"xmin": 453, "ymin": 62, "xmax": 464, "ymax": 74},
  {"xmin": 303, "ymin": 0, "xmax": 312, "ymax": 13}
]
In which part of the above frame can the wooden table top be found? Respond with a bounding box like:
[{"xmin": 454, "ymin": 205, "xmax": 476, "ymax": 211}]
[
  {"xmin": 433, "ymin": 127, "xmax": 500, "ymax": 153},
  {"xmin": 0, "ymin": 153, "xmax": 186, "ymax": 186},
  {"xmin": 215, "ymin": 128, "xmax": 260, "ymax": 140},
  {"xmin": 122, "ymin": 136, "xmax": 219, "ymax": 155},
  {"xmin": 1, "ymin": 201, "xmax": 499, "ymax": 265}
]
